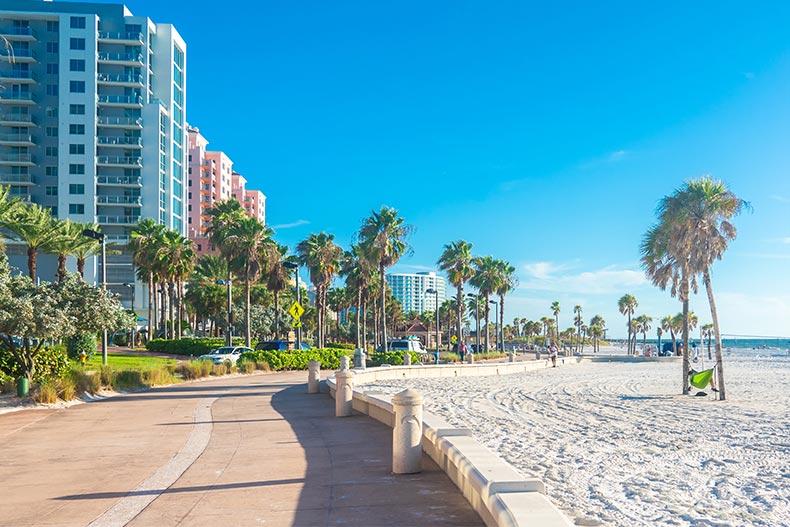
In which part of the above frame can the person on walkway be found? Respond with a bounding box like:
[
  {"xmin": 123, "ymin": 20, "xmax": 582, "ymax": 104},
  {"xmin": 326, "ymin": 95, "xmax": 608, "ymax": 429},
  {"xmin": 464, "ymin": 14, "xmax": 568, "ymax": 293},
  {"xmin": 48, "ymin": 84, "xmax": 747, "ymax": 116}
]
[
  {"xmin": 458, "ymin": 340, "xmax": 467, "ymax": 362},
  {"xmin": 549, "ymin": 344, "xmax": 558, "ymax": 367}
]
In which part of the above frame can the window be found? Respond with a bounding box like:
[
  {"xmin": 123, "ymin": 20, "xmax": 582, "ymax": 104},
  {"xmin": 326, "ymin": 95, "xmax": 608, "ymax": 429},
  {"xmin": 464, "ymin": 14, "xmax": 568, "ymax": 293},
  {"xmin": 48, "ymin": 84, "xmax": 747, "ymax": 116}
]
[
  {"xmin": 45, "ymin": 107, "xmax": 57, "ymax": 118},
  {"xmin": 69, "ymin": 104, "xmax": 85, "ymax": 115},
  {"xmin": 69, "ymin": 144, "xmax": 85, "ymax": 155},
  {"xmin": 69, "ymin": 203, "xmax": 85, "ymax": 214},
  {"xmin": 70, "ymin": 17, "xmax": 86, "ymax": 29},
  {"xmin": 51, "ymin": 207, "xmax": 58, "ymax": 216},
  {"xmin": 69, "ymin": 124, "xmax": 85, "ymax": 135},
  {"xmin": 46, "ymin": 42, "xmax": 58, "ymax": 53},
  {"xmin": 45, "ymin": 166, "xmax": 58, "ymax": 176},
  {"xmin": 69, "ymin": 184, "xmax": 85, "ymax": 194},
  {"xmin": 69, "ymin": 38, "xmax": 85, "ymax": 51},
  {"xmin": 46, "ymin": 21, "xmax": 59, "ymax": 32},
  {"xmin": 46, "ymin": 63, "xmax": 58, "ymax": 74},
  {"xmin": 69, "ymin": 80, "xmax": 85, "ymax": 93},
  {"xmin": 46, "ymin": 84, "xmax": 58, "ymax": 96},
  {"xmin": 69, "ymin": 59, "xmax": 85, "ymax": 72},
  {"xmin": 45, "ymin": 126, "xmax": 58, "ymax": 137},
  {"xmin": 45, "ymin": 146, "xmax": 58, "ymax": 156},
  {"xmin": 45, "ymin": 186, "xmax": 58, "ymax": 196},
  {"xmin": 69, "ymin": 164, "xmax": 85, "ymax": 175}
]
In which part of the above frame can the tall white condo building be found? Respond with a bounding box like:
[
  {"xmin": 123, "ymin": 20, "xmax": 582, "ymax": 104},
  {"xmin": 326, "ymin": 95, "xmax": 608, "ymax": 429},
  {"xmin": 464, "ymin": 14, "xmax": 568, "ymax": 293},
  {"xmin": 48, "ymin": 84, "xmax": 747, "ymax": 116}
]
[{"xmin": 0, "ymin": 0, "xmax": 186, "ymax": 308}]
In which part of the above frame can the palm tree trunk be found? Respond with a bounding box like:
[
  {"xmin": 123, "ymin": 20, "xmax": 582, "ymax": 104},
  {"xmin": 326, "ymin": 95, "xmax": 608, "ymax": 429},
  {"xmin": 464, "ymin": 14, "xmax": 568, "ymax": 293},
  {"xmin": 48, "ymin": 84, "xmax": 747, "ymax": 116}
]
[
  {"xmin": 483, "ymin": 295, "xmax": 490, "ymax": 352},
  {"xmin": 500, "ymin": 294, "xmax": 506, "ymax": 353},
  {"xmin": 704, "ymin": 270, "xmax": 726, "ymax": 400},
  {"xmin": 380, "ymin": 263, "xmax": 387, "ymax": 351},
  {"xmin": 274, "ymin": 290, "xmax": 280, "ymax": 340},
  {"xmin": 177, "ymin": 280, "xmax": 183, "ymax": 339},
  {"xmin": 57, "ymin": 253, "xmax": 67, "ymax": 282},
  {"xmin": 168, "ymin": 282, "xmax": 175, "ymax": 340},
  {"xmin": 355, "ymin": 290, "xmax": 361, "ymax": 348},
  {"xmin": 362, "ymin": 298, "xmax": 368, "ymax": 349},
  {"xmin": 147, "ymin": 274, "xmax": 153, "ymax": 342},
  {"xmin": 626, "ymin": 313, "xmax": 632, "ymax": 355},
  {"xmin": 244, "ymin": 264, "xmax": 251, "ymax": 348},
  {"xmin": 77, "ymin": 257, "xmax": 86, "ymax": 278},
  {"xmin": 27, "ymin": 246, "xmax": 36, "ymax": 282},
  {"xmin": 681, "ymin": 280, "xmax": 691, "ymax": 394}
]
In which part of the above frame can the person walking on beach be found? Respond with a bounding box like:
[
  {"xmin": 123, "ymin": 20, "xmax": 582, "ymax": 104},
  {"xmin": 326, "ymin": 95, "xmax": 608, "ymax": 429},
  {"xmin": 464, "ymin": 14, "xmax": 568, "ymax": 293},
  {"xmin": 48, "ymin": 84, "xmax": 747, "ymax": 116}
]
[
  {"xmin": 459, "ymin": 340, "xmax": 468, "ymax": 362},
  {"xmin": 549, "ymin": 344, "xmax": 558, "ymax": 367}
]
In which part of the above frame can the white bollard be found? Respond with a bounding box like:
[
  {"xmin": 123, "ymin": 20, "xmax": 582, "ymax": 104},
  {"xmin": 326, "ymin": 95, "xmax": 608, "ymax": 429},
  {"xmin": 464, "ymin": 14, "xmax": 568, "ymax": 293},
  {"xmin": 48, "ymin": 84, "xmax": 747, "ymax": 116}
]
[
  {"xmin": 307, "ymin": 360, "xmax": 320, "ymax": 394},
  {"xmin": 392, "ymin": 388, "xmax": 424, "ymax": 474},
  {"xmin": 509, "ymin": 352, "xmax": 516, "ymax": 363},
  {"xmin": 340, "ymin": 355, "xmax": 350, "ymax": 371},
  {"xmin": 335, "ymin": 361, "xmax": 354, "ymax": 417},
  {"xmin": 467, "ymin": 351, "xmax": 474, "ymax": 364},
  {"xmin": 403, "ymin": 352, "xmax": 412, "ymax": 366}
]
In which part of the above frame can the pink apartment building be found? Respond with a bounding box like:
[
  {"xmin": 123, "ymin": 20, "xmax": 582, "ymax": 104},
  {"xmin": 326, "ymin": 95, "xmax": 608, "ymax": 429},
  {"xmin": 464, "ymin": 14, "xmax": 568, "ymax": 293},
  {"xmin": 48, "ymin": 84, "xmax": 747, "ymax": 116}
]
[{"xmin": 187, "ymin": 126, "xmax": 267, "ymax": 255}]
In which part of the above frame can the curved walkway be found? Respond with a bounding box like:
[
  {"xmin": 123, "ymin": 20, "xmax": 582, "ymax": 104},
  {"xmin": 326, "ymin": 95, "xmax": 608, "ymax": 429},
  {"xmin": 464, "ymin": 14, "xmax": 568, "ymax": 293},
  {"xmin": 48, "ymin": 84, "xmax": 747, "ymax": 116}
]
[{"xmin": 0, "ymin": 372, "xmax": 482, "ymax": 527}]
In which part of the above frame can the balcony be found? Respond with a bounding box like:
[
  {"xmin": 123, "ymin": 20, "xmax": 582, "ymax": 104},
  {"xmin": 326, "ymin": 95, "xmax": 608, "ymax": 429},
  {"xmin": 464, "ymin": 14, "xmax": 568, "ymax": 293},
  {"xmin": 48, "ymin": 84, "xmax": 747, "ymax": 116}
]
[
  {"xmin": 97, "ymin": 136, "xmax": 142, "ymax": 148},
  {"xmin": 0, "ymin": 113, "xmax": 34, "ymax": 126},
  {"xmin": 98, "ymin": 215, "xmax": 141, "ymax": 225},
  {"xmin": 97, "ymin": 175, "xmax": 142, "ymax": 187},
  {"xmin": 0, "ymin": 153, "xmax": 34, "ymax": 166},
  {"xmin": 98, "ymin": 31, "xmax": 144, "ymax": 45},
  {"xmin": 98, "ymin": 51, "xmax": 144, "ymax": 66},
  {"xmin": 0, "ymin": 92, "xmax": 34, "ymax": 105},
  {"xmin": 0, "ymin": 173, "xmax": 33, "ymax": 185},
  {"xmin": 97, "ymin": 94, "xmax": 143, "ymax": 108},
  {"xmin": 96, "ymin": 155, "xmax": 142, "ymax": 168},
  {"xmin": 104, "ymin": 235, "xmax": 130, "ymax": 244},
  {"xmin": 0, "ymin": 27, "xmax": 35, "ymax": 41},
  {"xmin": 0, "ymin": 132, "xmax": 33, "ymax": 146},
  {"xmin": 96, "ymin": 195, "xmax": 142, "ymax": 206},
  {"xmin": 97, "ymin": 116, "xmax": 143, "ymax": 129},
  {"xmin": 97, "ymin": 73, "xmax": 144, "ymax": 86},
  {"xmin": 1, "ymin": 49, "xmax": 35, "ymax": 63},
  {"xmin": 0, "ymin": 70, "xmax": 36, "ymax": 84}
]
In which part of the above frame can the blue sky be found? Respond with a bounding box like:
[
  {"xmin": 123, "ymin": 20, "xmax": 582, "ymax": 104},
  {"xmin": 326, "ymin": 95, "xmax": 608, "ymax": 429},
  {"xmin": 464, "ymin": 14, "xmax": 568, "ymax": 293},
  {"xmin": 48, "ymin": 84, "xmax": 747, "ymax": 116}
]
[{"xmin": 114, "ymin": 0, "xmax": 789, "ymax": 337}]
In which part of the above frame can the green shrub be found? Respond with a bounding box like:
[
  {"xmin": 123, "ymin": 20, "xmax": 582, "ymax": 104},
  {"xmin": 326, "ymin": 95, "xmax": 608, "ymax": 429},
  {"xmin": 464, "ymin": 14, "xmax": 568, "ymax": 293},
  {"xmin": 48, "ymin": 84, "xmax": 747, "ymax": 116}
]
[
  {"xmin": 0, "ymin": 345, "xmax": 70, "ymax": 383},
  {"xmin": 0, "ymin": 373, "xmax": 14, "ymax": 394},
  {"xmin": 367, "ymin": 351, "xmax": 420, "ymax": 367},
  {"xmin": 69, "ymin": 369, "xmax": 101, "ymax": 395},
  {"xmin": 176, "ymin": 360, "xmax": 214, "ymax": 380},
  {"xmin": 146, "ymin": 337, "xmax": 254, "ymax": 356},
  {"xmin": 113, "ymin": 370, "xmax": 144, "ymax": 391},
  {"xmin": 55, "ymin": 377, "xmax": 77, "ymax": 401},
  {"xmin": 443, "ymin": 352, "xmax": 461, "ymax": 363},
  {"xmin": 33, "ymin": 383, "xmax": 57, "ymax": 404},
  {"xmin": 111, "ymin": 332, "xmax": 128, "ymax": 347},
  {"xmin": 238, "ymin": 348, "xmax": 354, "ymax": 371},
  {"xmin": 325, "ymin": 342, "xmax": 356, "ymax": 350},
  {"xmin": 212, "ymin": 363, "xmax": 229, "ymax": 376},
  {"xmin": 140, "ymin": 368, "xmax": 176, "ymax": 386},
  {"xmin": 66, "ymin": 333, "xmax": 97, "ymax": 359}
]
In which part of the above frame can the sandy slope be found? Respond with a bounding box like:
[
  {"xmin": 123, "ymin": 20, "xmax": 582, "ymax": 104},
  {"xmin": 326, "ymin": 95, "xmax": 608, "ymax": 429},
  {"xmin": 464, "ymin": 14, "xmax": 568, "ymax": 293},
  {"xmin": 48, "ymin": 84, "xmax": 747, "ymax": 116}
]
[{"xmin": 368, "ymin": 353, "xmax": 790, "ymax": 526}]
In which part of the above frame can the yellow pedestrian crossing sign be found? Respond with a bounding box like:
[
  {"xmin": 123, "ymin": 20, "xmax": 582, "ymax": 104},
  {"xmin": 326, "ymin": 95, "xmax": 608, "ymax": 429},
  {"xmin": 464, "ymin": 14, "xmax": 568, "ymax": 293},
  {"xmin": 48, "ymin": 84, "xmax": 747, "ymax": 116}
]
[
  {"xmin": 288, "ymin": 302, "xmax": 305, "ymax": 320},
  {"xmin": 292, "ymin": 320, "xmax": 302, "ymax": 328},
  {"xmin": 451, "ymin": 335, "xmax": 458, "ymax": 344}
]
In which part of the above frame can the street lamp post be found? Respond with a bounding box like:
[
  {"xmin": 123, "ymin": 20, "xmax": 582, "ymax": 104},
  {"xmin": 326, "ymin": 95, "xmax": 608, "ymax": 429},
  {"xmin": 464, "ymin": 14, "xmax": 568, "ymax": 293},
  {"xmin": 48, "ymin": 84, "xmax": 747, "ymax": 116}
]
[
  {"xmin": 82, "ymin": 229, "xmax": 107, "ymax": 365},
  {"xmin": 425, "ymin": 288, "xmax": 440, "ymax": 363},
  {"xmin": 216, "ymin": 279, "xmax": 232, "ymax": 346},
  {"xmin": 466, "ymin": 293, "xmax": 480, "ymax": 354},
  {"xmin": 490, "ymin": 300, "xmax": 499, "ymax": 352},
  {"xmin": 283, "ymin": 261, "xmax": 301, "ymax": 351}
]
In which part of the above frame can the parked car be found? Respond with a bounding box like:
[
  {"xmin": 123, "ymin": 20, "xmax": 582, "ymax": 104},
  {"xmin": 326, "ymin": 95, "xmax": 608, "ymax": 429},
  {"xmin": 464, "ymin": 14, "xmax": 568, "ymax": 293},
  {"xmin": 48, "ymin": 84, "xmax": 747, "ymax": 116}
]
[
  {"xmin": 660, "ymin": 342, "xmax": 683, "ymax": 356},
  {"xmin": 377, "ymin": 339, "xmax": 428, "ymax": 353},
  {"xmin": 198, "ymin": 346, "xmax": 252, "ymax": 364},
  {"xmin": 255, "ymin": 340, "xmax": 311, "ymax": 351}
]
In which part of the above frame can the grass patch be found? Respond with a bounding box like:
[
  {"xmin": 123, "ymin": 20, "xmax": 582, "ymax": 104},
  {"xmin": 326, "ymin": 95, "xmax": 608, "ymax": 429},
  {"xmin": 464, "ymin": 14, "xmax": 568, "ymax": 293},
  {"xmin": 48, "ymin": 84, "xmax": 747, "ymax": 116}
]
[
  {"xmin": 84, "ymin": 353, "xmax": 177, "ymax": 370},
  {"xmin": 32, "ymin": 383, "xmax": 57, "ymax": 404}
]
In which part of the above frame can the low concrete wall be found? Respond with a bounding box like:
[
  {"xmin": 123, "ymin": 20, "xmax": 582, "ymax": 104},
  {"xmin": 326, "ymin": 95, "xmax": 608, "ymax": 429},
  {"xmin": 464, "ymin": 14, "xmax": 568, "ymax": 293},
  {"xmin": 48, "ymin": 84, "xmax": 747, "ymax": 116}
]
[{"xmin": 326, "ymin": 358, "xmax": 574, "ymax": 527}]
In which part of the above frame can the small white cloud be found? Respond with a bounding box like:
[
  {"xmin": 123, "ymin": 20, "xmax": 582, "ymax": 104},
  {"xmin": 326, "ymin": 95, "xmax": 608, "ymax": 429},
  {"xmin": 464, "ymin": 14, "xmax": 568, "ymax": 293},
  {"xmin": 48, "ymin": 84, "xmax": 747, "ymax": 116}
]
[
  {"xmin": 784, "ymin": 237, "xmax": 790, "ymax": 245},
  {"xmin": 608, "ymin": 150, "xmax": 628, "ymax": 162},
  {"xmin": 271, "ymin": 219, "xmax": 310, "ymax": 230},
  {"xmin": 771, "ymin": 195, "xmax": 790, "ymax": 203},
  {"xmin": 520, "ymin": 262, "xmax": 647, "ymax": 295},
  {"xmin": 743, "ymin": 72, "xmax": 755, "ymax": 79}
]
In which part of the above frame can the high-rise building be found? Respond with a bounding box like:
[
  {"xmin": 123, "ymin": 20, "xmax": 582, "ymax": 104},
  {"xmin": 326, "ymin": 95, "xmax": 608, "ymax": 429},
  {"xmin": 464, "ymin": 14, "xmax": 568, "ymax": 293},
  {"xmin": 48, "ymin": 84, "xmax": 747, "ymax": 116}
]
[
  {"xmin": 386, "ymin": 271, "xmax": 447, "ymax": 314},
  {"xmin": 186, "ymin": 126, "xmax": 266, "ymax": 256},
  {"xmin": 0, "ymin": 0, "xmax": 187, "ymax": 310}
]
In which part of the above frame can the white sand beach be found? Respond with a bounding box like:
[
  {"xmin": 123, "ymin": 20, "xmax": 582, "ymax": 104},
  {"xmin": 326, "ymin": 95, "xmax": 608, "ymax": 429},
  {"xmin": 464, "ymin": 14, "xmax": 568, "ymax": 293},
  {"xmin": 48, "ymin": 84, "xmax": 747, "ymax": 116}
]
[{"xmin": 367, "ymin": 352, "xmax": 790, "ymax": 526}]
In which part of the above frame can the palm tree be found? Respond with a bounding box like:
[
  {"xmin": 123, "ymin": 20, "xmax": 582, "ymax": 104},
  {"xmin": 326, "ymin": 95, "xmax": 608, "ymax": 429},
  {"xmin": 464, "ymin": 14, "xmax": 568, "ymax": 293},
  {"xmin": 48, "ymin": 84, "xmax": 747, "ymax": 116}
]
[
  {"xmin": 590, "ymin": 315, "xmax": 605, "ymax": 353},
  {"xmin": 297, "ymin": 232, "xmax": 343, "ymax": 348},
  {"xmin": 551, "ymin": 301, "xmax": 561, "ymax": 344},
  {"xmin": 0, "ymin": 185, "xmax": 20, "ymax": 258},
  {"xmin": 659, "ymin": 177, "xmax": 748, "ymax": 400},
  {"xmin": 1, "ymin": 203, "xmax": 57, "ymax": 281},
  {"xmin": 357, "ymin": 206, "xmax": 413, "ymax": 352},
  {"xmin": 342, "ymin": 244, "xmax": 375, "ymax": 349},
  {"xmin": 437, "ymin": 240, "xmax": 475, "ymax": 346},
  {"xmin": 264, "ymin": 244, "xmax": 292, "ymax": 340},
  {"xmin": 185, "ymin": 254, "xmax": 228, "ymax": 336},
  {"xmin": 636, "ymin": 314, "xmax": 653, "ymax": 352},
  {"xmin": 495, "ymin": 259, "xmax": 518, "ymax": 352},
  {"xmin": 617, "ymin": 294, "xmax": 638, "ymax": 355},
  {"xmin": 130, "ymin": 219, "xmax": 166, "ymax": 340},
  {"xmin": 223, "ymin": 216, "xmax": 274, "ymax": 347},
  {"xmin": 327, "ymin": 286, "xmax": 349, "ymax": 342},
  {"xmin": 573, "ymin": 305, "xmax": 583, "ymax": 352},
  {"xmin": 701, "ymin": 323, "xmax": 714, "ymax": 360},
  {"xmin": 42, "ymin": 219, "xmax": 85, "ymax": 282},
  {"xmin": 71, "ymin": 222, "xmax": 102, "ymax": 279},
  {"xmin": 470, "ymin": 255, "xmax": 502, "ymax": 352},
  {"xmin": 540, "ymin": 316, "xmax": 552, "ymax": 346},
  {"xmin": 156, "ymin": 230, "xmax": 195, "ymax": 339}
]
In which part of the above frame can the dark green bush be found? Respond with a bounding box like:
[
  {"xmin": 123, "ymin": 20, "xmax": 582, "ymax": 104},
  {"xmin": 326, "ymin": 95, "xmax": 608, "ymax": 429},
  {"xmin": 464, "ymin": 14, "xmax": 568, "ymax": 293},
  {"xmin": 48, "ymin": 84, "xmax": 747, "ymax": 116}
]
[
  {"xmin": 238, "ymin": 348, "xmax": 353, "ymax": 371},
  {"xmin": 67, "ymin": 333, "xmax": 97, "ymax": 359},
  {"xmin": 111, "ymin": 332, "xmax": 128, "ymax": 346},
  {"xmin": 367, "ymin": 351, "xmax": 419, "ymax": 366},
  {"xmin": 146, "ymin": 337, "xmax": 254, "ymax": 356},
  {"xmin": 325, "ymin": 342, "xmax": 356, "ymax": 350}
]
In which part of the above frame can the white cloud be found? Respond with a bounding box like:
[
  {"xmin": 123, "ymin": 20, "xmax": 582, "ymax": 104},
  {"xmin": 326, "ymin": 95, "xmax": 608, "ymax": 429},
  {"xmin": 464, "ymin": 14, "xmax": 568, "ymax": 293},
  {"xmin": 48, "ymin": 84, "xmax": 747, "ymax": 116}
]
[
  {"xmin": 520, "ymin": 262, "xmax": 648, "ymax": 295},
  {"xmin": 771, "ymin": 195, "xmax": 790, "ymax": 204},
  {"xmin": 608, "ymin": 150, "xmax": 628, "ymax": 162},
  {"xmin": 714, "ymin": 292, "xmax": 790, "ymax": 337},
  {"xmin": 783, "ymin": 237, "xmax": 790, "ymax": 245},
  {"xmin": 271, "ymin": 219, "xmax": 310, "ymax": 230}
]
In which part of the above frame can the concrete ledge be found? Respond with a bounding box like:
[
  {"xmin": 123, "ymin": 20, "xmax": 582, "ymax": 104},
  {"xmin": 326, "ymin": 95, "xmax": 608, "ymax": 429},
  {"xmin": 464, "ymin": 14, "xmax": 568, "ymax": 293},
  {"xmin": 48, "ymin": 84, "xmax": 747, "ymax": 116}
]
[
  {"xmin": 325, "ymin": 361, "xmax": 574, "ymax": 527},
  {"xmin": 580, "ymin": 354, "xmax": 681, "ymax": 363}
]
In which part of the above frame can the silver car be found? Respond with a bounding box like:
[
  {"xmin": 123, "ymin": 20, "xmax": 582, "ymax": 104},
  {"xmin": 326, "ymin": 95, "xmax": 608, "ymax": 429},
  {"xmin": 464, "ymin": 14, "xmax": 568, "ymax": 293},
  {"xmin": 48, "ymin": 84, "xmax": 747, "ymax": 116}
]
[{"xmin": 198, "ymin": 346, "xmax": 252, "ymax": 365}]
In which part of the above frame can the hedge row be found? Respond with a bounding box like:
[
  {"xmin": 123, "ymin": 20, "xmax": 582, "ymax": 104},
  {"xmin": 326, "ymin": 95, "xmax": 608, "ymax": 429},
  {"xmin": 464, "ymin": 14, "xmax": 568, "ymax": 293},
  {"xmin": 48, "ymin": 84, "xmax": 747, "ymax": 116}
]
[
  {"xmin": 238, "ymin": 348, "xmax": 353, "ymax": 371},
  {"xmin": 145, "ymin": 338, "xmax": 253, "ymax": 356}
]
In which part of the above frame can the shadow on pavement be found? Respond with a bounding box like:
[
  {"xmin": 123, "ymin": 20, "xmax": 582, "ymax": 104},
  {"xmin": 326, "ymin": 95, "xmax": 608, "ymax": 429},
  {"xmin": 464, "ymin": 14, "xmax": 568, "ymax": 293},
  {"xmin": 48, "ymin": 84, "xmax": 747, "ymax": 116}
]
[{"xmin": 55, "ymin": 478, "xmax": 304, "ymax": 500}]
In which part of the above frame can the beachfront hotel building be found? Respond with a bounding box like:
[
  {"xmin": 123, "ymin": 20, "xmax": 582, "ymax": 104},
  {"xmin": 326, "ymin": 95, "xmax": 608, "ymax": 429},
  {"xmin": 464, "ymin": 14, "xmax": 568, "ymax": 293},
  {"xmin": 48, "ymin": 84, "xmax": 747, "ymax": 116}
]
[
  {"xmin": 0, "ymin": 0, "xmax": 187, "ymax": 311},
  {"xmin": 186, "ymin": 126, "xmax": 266, "ymax": 255},
  {"xmin": 386, "ymin": 271, "xmax": 447, "ymax": 314}
]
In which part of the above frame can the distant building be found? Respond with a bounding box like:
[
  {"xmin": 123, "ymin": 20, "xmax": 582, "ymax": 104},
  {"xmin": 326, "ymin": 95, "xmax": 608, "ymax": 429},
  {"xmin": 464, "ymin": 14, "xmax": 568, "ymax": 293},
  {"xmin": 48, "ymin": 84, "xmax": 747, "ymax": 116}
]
[
  {"xmin": 386, "ymin": 271, "xmax": 447, "ymax": 314},
  {"xmin": 0, "ymin": 0, "xmax": 187, "ymax": 310},
  {"xmin": 186, "ymin": 126, "xmax": 266, "ymax": 255}
]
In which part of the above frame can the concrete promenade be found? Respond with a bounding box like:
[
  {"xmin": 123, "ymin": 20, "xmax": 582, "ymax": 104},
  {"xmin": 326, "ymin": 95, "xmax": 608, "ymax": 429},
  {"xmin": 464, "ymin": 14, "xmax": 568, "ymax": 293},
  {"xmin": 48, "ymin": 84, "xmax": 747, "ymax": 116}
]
[{"xmin": 0, "ymin": 372, "xmax": 482, "ymax": 527}]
